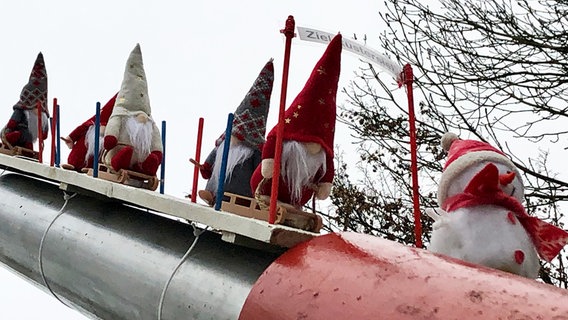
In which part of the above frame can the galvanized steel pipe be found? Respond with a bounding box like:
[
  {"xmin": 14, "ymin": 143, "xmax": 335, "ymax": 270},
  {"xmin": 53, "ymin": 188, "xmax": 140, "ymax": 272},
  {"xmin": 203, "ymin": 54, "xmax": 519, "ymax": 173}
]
[{"xmin": 0, "ymin": 172, "xmax": 278, "ymax": 320}]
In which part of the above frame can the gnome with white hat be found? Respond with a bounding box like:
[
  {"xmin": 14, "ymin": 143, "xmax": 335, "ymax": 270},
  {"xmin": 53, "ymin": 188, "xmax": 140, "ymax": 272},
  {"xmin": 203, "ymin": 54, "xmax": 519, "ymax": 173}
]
[
  {"xmin": 197, "ymin": 59, "xmax": 274, "ymax": 205},
  {"xmin": 250, "ymin": 34, "xmax": 342, "ymax": 209},
  {"xmin": 1, "ymin": 52, "xmax": 49, "ymax": 150},
  {"xmin": 427, "ymin": 132, "xmax": 568, "ymax": 278},
  {"xmin": 103, "ymin": 44, "xmax": 163, "ymax": 176}
]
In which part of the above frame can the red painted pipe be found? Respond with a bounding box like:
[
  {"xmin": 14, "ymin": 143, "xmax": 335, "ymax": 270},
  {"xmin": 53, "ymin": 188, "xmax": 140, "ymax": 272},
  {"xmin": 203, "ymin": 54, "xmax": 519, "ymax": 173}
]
[{"xmin": 240, "ymin": 232, "xmax": 568, "ymax": 319}]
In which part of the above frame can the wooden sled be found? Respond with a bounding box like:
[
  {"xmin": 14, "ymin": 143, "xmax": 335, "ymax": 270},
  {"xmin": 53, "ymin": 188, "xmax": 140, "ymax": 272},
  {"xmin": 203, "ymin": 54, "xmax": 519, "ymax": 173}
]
[
  {"xmin": 61, "ymin": 163, "xmax": 77, "ymax": 171},
  {"xmin": 0, "ymin": 145, "xmax": 39, "ymax": 160},
  {"xmin": 86, "ymin": 163, "xmax": 160, "ymax": 191},
  {"xmin": 221, "ymin": 192, "xmax": 323, "ymax": 233}
]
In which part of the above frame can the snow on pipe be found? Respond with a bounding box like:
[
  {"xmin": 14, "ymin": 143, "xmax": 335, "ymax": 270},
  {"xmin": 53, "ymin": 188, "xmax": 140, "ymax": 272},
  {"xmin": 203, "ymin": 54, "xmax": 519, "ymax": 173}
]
[
  {"xmin": 240, "ymin": 232, "xmax": 568, "ymax": 319},
  {"xmin": 0, "ymin": 172, "xmax": 279, "ymax": 320}
]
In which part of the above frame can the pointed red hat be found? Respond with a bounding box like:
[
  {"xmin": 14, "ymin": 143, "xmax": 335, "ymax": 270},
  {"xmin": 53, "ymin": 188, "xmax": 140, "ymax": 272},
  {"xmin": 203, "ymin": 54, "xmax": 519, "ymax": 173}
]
[
  {"xmin": 99, "ymin": 93, "xmax": 118, "ymax": 125},
  {"xmin": 78, "ymin": 93, "xmax": 118, "ymax": 129},
  {"xmin": 438, "ymin": 132, "xmax": 522, "ymax": 205},
  {"xmin": 266, "ymin": 33, "xmax": 342, "ymax": 158},
  {"xmin": 14, "ymin": 52, "xmax": 49, "ymax": 114}
]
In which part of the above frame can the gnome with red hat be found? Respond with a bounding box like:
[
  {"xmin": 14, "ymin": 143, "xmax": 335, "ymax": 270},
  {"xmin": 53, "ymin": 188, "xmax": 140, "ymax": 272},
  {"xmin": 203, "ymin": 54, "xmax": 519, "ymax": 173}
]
[
  {"xmin": 427, "ymin": 132, "xmax": 568, "ymax": 278},
  {"xmin": 102, "ymin": 44, "xmax": 163, "ymax": 176},
  {"xmin": 198, "ymin": 59, "xmax": 274, "ymax": 205},
  {"xmin": 1, "ymin": 52, "xmax": 49, "ymax": 150},
  {"xmin": 250, "ymin": 34, "xmax": 342, "ymax": 209},
  {"xmin": 61, "ymin": 93, "xmax": 118, "ymax": 172}
]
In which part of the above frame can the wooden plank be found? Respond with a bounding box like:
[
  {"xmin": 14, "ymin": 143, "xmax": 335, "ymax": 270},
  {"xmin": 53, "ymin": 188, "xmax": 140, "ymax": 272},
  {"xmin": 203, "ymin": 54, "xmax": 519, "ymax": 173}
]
[{"xmin": 0, "ymin": 153, "xmax": 319, "ymax": 248}]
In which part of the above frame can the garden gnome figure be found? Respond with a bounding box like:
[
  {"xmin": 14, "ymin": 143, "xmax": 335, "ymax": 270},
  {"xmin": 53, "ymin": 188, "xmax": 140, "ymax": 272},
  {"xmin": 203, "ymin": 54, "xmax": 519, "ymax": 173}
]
[
  {"xmin": 103, "ymin": 44, "xmax": 163, "ymax": 176},
  {"xmin": 198, "ymin": 59, "xmax": 274, "ymax": 205},
  {"xmin": 1, "ymin": 52, "xmax": 49, "ymax": 150},
  {"xmin": 250, "ymin": 34, "xmax": 342, "ymax": 208}
]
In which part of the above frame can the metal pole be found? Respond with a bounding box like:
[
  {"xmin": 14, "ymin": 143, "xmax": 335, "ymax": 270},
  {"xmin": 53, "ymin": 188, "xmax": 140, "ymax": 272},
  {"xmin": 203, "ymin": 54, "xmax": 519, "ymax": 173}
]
[
  {"xmin": 93, "ymin": 102, "xmax": 101, "ymax": 178},
  {"xmin": 55, "ymin": 105, "xmax": 61, "ymax": 167},
  {"xmin": 402, "ymin": 64, "xmax": 422, "ymax": 248},
  {"xmin": 191, "ymin": 117, "xmax": 204, "ymax": 203},
  {"xmin": 269, "ymin": 15, "xmax": 295, "ymax": 224},
  {"xmin": 160, "ymin": 120, "xmax": 166, "ymax": 194},
  {"xmin": 37, "ymin": 101, "xmax": 43, "ymax": 162},
  {"xmin": 50, "ymin": 98, "xmax": 57, "ymax": 167},
  {"xmin": 215, "ymin": 113, "xmax": 234, "ymax": 211}
]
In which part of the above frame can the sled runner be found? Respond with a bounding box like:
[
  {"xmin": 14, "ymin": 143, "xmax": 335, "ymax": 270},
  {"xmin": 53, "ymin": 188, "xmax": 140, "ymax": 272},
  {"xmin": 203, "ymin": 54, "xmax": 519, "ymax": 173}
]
[
  {"xmin": 86, "ymin": 163, "xmax": 160, "ymax": 191},
  {"xmin": 221, "ymin": 192, "xmax": 323, "ymax": 233},
  {"xmin": 0, "ymin": 144, "xmax": 39, "ymax": 160}
]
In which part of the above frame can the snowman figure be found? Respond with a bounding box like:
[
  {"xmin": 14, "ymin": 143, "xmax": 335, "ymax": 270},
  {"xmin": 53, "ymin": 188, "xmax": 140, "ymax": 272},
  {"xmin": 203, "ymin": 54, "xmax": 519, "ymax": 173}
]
[{"xmin": 427, "ymin": 132, "xmax": 568, "ymax": 278}]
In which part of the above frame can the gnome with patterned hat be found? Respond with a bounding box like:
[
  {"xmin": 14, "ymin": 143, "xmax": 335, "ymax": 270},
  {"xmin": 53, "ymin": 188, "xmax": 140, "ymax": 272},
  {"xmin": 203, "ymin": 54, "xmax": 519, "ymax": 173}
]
[
  {"xmin": 61, "ymin": 93, "xmax": 118, "ymax": 172},
  {"xmin": 1, "ymin": 52, "xmax": 49, "ymax": 150},
  {"xmin": 427, "ymin": 132, "xmax": 568, "ymax": 278},
  {"xmin": 197, "ymin": 59, "xmax": 274, "ymax": 205},
  {"xmin": 103, "ymin": 44, "xmax": 163, "ymax": 176},
  {"xmin": 250, "ymin": 33, "xmax": 342, "ymax": 209}
]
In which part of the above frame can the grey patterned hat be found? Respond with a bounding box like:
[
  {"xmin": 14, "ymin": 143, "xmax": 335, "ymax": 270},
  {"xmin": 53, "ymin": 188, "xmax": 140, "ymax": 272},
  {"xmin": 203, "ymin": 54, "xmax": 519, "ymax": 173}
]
[
  {"xmin": 14, "ymin": 52, "xmax": 48, "ymax": 115},
  {"xmin": 216, "ymin": 59, "xmax": 274, "ymax": 149}
]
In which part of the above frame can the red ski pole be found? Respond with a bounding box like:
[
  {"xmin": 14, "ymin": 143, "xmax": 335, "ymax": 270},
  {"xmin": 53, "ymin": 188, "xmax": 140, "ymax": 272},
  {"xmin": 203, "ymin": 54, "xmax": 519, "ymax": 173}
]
[
  {"xmin": 402, "ymin": 64, "xmax": 422, "ymax": 248},
  {"xmin": 37, "ymin": 101, "xmax": 43, "ymax": 163},
  {"xmin": 269, "ymin": 15, "xmax": 296, "ymax": 224},
  {"xmin": 191, "ymin": 117, "xmax": 204, "ymax": 203}
]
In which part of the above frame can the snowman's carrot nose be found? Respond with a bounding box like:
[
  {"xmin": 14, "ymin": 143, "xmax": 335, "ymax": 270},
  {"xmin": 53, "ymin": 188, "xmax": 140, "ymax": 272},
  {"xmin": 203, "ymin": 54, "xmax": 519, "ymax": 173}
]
[{"xmin": 499, "ymin": 171, "xmax": 516, "ymax": 185}]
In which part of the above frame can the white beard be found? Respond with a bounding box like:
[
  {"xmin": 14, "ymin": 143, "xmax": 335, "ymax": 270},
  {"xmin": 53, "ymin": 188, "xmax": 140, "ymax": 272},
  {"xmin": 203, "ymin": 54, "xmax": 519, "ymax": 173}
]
[
  {"xmin": 25, "ymin": 109, "xmax": 49, "ymax": 142},
  {"xmin": 85, "ymin": 125, "xmax": 104, "ymax": 164},
  {"xmin": 209, "ymin": 140, "xmax": 254, "ymax": 191},
  {"xmin": 281, "ymin": 141, "xmax": 326, "ymax": 204},
  {"xmin": 125, "ymin": 116, "xmax": 154, "ymax": 162}
]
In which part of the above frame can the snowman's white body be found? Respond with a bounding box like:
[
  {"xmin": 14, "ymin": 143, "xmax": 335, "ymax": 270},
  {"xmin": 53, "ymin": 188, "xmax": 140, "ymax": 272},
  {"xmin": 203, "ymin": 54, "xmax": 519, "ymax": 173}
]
[
  {"xmin": 429, "ymin": 162, "xmax": 540, "ymax": 278},
  {"xmin": 428, "ymin": 205, "xmax": 540, "ymax": 278}
]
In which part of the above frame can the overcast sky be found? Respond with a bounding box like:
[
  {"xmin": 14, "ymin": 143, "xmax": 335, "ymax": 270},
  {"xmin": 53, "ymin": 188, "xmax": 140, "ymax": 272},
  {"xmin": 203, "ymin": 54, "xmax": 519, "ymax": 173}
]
[{"xmin": 0, "ymin": 1, "xmax": 402, "ymax": 318}]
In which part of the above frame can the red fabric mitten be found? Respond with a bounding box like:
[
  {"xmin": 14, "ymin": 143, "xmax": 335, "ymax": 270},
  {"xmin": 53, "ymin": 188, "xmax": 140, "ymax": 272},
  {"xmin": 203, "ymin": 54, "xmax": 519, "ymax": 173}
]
[
  {"xmin": 200, "ymin": 162, "xmax": 213, "ymax": 179},
  {"xmin": 104, "ymin": 135, "xmax": 117, "ymax": 150},
  {"xmin": 6, "ymin": 119, "xmax": 17, "ymax": 130},
  {"xmin": 140, "ymin": 151, "xmax": 162, "ymax": 176}
]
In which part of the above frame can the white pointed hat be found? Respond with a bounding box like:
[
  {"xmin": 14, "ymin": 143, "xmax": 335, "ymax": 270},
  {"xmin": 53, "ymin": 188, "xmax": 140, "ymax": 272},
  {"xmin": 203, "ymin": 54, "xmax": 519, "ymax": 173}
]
[{"xmin": 114, "ymin": 44, "xmax": 152, "ymax": 116}]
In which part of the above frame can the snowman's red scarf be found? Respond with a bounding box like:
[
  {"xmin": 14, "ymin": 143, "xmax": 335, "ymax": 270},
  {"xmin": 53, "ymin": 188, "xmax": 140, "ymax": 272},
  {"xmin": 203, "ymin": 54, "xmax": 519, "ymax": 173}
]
[{"xmin": 442, "ymin": 163, "xmax": 568, "ymax": 262}]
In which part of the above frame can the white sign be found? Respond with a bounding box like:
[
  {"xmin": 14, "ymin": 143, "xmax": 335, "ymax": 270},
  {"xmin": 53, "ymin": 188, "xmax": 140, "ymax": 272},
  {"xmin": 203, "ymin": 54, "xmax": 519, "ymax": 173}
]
[{"xmin": 296, "ymin": 26, "xmax": 402, "ymax": 81}]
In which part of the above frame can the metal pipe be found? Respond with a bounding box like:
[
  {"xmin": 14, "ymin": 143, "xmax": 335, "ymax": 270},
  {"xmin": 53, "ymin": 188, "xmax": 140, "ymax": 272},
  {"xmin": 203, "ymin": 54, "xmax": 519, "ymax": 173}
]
[
  {"xmin": 0, "ymin": 172, "xmax": 278, "ymax": 320},
  {"xmin": 240, "ymin": 232, "xmax": 568, "ymax": 319}
]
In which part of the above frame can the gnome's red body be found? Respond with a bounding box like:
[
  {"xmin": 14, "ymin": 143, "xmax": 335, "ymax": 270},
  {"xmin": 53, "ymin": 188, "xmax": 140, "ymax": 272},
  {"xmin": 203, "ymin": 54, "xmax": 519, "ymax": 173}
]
[
  {"xmin": 1, "ymin": 53, "xmax": 49, "ymax": 150},
  {"xmin": 250, "ymin": 34, "xmax": 342, "ymax": 208},
  {"xmin": 65, "ymin": 94, "xmax": 117, "ymax": 171}
]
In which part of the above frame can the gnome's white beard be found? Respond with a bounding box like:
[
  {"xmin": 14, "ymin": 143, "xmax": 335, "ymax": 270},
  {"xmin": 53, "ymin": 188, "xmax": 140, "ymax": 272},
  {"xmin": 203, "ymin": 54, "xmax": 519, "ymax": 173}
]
[
  {"xmin": 25, "ymin": 109, "xmax": 49, "ymax": 142},
  {"xmin": 209, "ymin": 140, "xmax": 254, "ymax": 191},
  {"xmin": 85, "ymin": 125, "xmax": 104, "ymax": 164},
  {"xmin": 126, "ymin": 116, "xmax": 154, "ymax": 161},
  {"xmin": 281, "ymin": 141, "xmax": 326, "ymax": 204}
]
